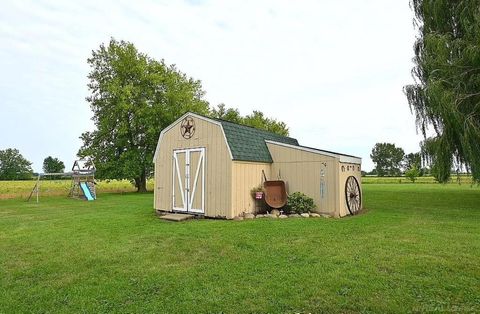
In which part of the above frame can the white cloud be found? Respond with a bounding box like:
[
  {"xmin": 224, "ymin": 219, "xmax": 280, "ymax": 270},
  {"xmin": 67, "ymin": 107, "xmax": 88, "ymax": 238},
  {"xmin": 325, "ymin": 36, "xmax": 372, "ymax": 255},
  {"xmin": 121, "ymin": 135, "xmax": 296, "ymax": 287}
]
[{"xmin": 0, "ymin": 0, "xmax": 422, "ymax": 172}]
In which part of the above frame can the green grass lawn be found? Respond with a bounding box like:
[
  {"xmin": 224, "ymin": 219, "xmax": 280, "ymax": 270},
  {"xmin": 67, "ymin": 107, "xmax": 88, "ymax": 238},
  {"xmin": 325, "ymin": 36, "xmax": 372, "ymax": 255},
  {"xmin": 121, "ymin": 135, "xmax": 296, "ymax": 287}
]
[{"xmin": 0, "ymin": 185, "xmax": 479, "ymax": 313}]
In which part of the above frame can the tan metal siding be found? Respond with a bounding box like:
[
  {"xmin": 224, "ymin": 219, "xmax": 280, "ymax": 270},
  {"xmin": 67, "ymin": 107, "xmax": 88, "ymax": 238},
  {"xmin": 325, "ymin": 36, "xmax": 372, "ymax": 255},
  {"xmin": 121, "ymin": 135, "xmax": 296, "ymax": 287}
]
[
  {"xmin": 154, "ymin": 116, "xmax": 232, "ymax": 218},
  {"xmin": 231, "ymin": 161, "xmax": 271, "ymax": 217},
  {"xmin": 266, "ymin": 143, "xmax": 339, "ymax": 215}
]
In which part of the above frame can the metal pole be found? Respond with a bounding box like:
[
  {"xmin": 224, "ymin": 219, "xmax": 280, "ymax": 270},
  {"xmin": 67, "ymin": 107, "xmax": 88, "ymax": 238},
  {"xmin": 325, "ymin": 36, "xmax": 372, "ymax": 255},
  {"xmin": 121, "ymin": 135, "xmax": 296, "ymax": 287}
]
[{"xmin": 36, "ymin": 174, "xmax": 40, "ymax": 203}]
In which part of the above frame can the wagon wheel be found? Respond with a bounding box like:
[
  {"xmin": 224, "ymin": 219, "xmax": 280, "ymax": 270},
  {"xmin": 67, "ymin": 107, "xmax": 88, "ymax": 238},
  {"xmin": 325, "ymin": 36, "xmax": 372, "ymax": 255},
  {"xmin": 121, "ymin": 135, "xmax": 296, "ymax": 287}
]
[{"xmin": 345, "ymin": 176, "xmax": 361, "ymax": 215}]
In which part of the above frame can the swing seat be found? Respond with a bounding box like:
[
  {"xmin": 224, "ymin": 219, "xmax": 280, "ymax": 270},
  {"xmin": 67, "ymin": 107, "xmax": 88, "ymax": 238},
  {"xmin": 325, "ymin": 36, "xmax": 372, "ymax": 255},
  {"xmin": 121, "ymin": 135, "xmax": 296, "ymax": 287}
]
[{"xmin": 263, "ymin": 180, "xmax": 287, "ymax": 208}]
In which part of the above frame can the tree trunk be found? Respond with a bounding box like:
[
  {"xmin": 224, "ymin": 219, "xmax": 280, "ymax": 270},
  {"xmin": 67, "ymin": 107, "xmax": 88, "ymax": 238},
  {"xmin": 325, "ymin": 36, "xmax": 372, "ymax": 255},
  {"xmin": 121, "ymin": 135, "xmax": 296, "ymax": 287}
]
[{"xmin": 135, "ymin": 171, "xmax": 147, "ymax": 193}]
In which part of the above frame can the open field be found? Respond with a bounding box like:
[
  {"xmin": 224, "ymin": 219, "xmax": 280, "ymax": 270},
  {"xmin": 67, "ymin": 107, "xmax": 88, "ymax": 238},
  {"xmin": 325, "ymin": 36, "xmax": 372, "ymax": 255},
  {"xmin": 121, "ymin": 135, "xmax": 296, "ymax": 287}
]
[
  {"xmin": 362, "ymin": 175, "xmax": 475, "ymax": 184},
  {"xmin": 0, "ymin": 179, "xmax": 154, "ymax": 199},
  {"xmin": 0, "ymin": 184, "xmax": 479, "ymax": 312},
  {"xmin": 1, "ymin": 176, "xmax": 476, "ymax": 201}
]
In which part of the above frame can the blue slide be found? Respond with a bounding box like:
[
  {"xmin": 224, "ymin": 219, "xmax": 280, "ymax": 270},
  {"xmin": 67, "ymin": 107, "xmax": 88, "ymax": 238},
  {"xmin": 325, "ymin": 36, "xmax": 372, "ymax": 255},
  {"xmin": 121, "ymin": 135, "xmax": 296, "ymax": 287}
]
[{"xmin": 80, "ymin": 182, "xmax": 95, "ymax": 201}]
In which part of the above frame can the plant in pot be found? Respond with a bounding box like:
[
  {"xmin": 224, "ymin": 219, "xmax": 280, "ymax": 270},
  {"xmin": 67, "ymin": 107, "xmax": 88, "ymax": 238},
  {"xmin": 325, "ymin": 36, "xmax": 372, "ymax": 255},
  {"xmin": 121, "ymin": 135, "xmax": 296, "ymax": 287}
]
[{"xmin": 250, "ymin": 184, "xmax": 264, "ymax": 200}]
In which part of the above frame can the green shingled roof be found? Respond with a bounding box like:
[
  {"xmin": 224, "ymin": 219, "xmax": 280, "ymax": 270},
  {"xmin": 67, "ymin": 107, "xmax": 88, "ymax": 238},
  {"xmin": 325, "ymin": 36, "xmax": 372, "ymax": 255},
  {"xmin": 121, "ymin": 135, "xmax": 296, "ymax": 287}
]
[{"xmin": 217, "ymin": 119, "xmax": 299, "ymax": 163}]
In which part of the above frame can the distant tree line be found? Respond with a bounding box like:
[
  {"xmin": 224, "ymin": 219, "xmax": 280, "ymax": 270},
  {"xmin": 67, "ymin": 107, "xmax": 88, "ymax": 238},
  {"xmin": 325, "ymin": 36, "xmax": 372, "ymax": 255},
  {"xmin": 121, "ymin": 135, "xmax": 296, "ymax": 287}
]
[
  {"xmin": 0, "ymin": 149, "xmax": 66, "ymax": 181},
  {"xmin": 42, "ymin": 156, "xmax": 65, "ymax": 179},
  {"xmin": 367, "ymin": 142, "xmax": 468, "ymax": 182},
  {"xmin": 0, "ymin": 148, "xmax": 33, "ymax": 180}
]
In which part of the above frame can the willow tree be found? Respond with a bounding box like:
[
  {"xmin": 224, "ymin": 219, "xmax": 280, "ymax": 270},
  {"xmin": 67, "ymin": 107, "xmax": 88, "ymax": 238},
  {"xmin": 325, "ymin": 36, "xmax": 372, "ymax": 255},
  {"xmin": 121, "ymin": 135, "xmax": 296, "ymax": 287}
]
[
  {"xmin": 404, "ymin": 0, "xmax": 480, "ymax": 182},
  {"xmin": 79, "ymin": 39, "xmax": 209, "ymax": 192}
]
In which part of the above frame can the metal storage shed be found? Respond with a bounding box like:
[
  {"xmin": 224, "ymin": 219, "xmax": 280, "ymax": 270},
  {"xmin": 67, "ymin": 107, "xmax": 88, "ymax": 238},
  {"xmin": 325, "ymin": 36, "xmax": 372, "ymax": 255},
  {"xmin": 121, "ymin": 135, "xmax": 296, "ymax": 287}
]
[{"xmin": 153, "ymin": 112, "xmax": 362, "ymax": 219}]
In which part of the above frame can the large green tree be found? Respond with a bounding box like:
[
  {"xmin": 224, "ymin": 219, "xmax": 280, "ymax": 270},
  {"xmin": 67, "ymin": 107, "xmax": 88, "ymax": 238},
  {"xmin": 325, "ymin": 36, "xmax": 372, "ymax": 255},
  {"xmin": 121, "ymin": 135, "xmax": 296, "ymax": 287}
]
[
  {"xmin": 0, "ymin": 148, "xmax": 33, "ymax": 180},
  {"xmin": 405, "ymin": 0, "xmax": 480, "ymax": 182},
  {"xmin": 370, "ymin": 143, "xmax": 405, "ymax": 176},
  {"xmin": 210, "ymin": 104, "xmax": 289, "ymax": 136},
  {"xmin": 79, "ymin": 39, "xmax": 209, "ymax": 192}
]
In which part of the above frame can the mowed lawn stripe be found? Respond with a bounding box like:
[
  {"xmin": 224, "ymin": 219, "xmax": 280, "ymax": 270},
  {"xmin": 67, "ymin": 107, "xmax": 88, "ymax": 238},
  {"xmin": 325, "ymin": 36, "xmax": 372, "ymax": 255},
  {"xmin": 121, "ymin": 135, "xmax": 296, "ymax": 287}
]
[{"xmin": 0, "ymin": 185, "xmax": 479, "ymax": 313}]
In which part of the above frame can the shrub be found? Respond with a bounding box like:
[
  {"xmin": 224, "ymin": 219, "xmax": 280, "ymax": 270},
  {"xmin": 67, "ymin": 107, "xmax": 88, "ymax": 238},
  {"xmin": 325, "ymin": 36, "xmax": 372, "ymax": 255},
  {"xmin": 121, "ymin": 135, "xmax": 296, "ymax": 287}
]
[
  {"xmin": 405, "ymin": 166, "xmax": 421, "ymax": 183},
  {"xmin": 285, "ymin": 192, "xmax": 315, "ymax": 214}
]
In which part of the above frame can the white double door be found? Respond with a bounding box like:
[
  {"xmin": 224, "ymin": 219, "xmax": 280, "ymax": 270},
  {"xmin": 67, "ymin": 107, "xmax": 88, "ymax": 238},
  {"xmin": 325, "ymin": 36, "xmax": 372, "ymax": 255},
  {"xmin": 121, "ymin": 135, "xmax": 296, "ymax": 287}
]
[{"xmin": 172, "ymin": 148, "xmax": 205, "ymax": 214}]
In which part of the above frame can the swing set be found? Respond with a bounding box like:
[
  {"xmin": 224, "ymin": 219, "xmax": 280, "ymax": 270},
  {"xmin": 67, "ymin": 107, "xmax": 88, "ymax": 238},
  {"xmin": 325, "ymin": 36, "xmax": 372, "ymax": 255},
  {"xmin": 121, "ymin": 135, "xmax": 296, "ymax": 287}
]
[{"xmin": 27, "ymin": 159, "xmax": 97, "ymax": 203}]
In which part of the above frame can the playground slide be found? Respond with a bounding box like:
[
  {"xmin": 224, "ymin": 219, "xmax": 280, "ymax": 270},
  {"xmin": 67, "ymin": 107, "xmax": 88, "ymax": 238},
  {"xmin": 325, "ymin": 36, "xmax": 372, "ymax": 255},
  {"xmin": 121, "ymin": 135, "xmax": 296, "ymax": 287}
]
[{"xmin": 80, "ymin": 182, "xmax": 95, "ymax": 201}]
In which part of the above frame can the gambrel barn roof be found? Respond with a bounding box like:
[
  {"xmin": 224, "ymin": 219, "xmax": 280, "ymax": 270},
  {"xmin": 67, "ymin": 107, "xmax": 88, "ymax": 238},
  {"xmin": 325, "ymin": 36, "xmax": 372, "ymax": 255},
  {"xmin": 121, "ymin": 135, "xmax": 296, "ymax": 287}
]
[
  {"xmin": 154, "ymin": 112, "xmax": 361, "ymax": 164},
  {"xmin": 215, "ymin": 119, "xmax": 298, "ymax": 163}
]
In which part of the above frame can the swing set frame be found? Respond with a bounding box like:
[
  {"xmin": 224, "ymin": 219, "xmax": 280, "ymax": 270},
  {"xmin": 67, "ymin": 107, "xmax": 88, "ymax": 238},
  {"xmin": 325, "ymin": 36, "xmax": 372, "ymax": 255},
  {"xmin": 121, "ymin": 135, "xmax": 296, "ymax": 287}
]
[{"xmin": 27, "ymin": 159, "xmax": 96, "ymax": 203}]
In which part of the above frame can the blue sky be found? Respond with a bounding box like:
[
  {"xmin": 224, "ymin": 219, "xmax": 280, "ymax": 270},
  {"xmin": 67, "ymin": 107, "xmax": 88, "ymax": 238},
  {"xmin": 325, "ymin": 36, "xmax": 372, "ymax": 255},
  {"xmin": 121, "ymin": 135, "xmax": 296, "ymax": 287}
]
[{"xmin": 0, "ymin": 0, "xmax": 423, "ymax": 172}]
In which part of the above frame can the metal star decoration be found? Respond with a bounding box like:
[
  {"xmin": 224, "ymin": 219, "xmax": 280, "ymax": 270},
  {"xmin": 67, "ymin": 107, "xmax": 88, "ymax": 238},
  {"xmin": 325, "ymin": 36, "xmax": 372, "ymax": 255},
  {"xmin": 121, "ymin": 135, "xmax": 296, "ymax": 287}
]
[{"xmin": 180, "ymin": 117, "xmax": 195, "ymax": 139}]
